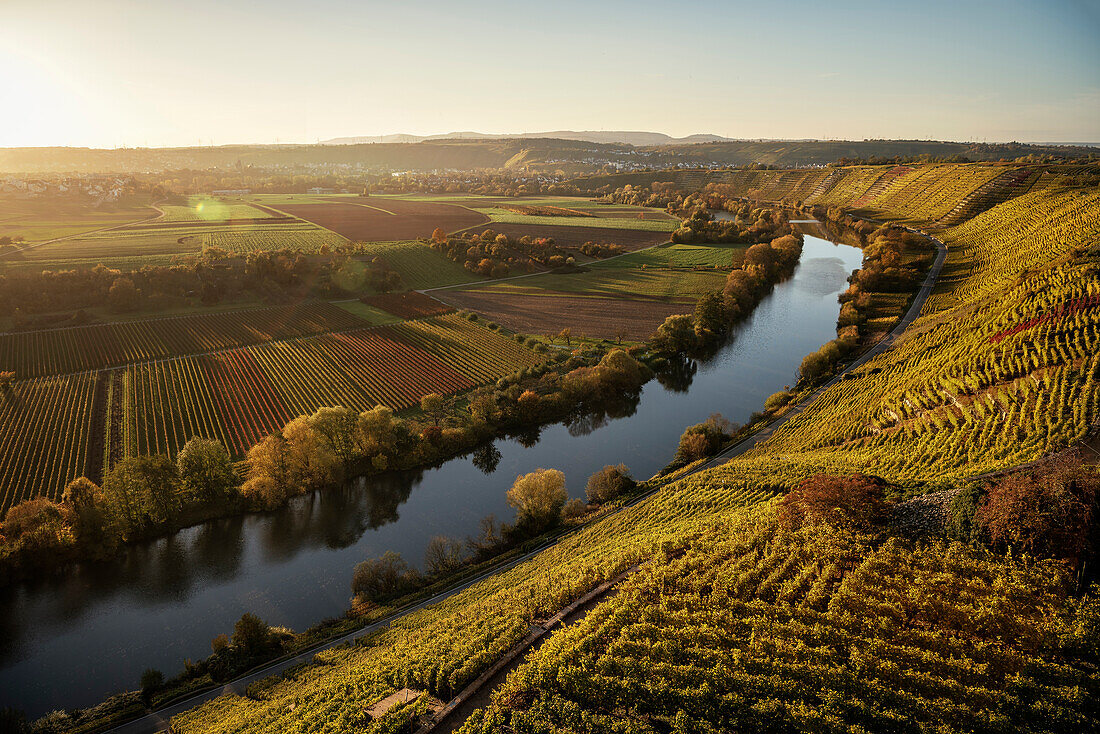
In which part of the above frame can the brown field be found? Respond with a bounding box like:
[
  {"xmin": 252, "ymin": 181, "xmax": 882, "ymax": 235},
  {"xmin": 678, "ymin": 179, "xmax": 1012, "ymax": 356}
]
[
  {"xmin": 276, "ymin": 199, "xmax": 488, "ymax": 241},
  {"xmin": 433, "ymin": 290, "xmax": 691, "ymax": 341},
  {"xmin": 487, "ymin": 223, "xmax": 670, "ymax": 251}
]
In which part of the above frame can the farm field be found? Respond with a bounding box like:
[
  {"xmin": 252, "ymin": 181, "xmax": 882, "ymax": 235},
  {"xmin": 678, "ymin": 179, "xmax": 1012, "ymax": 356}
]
[
  {"xmin": 274, "ymin": 199, "xmax": 489, "ymax": 241},
  {"xmin": 0, "ymin": 310, "xmax": 546, "ymax": 509},
  {"xmin": 161, "ymin": 179, "xmax": 1100, "ymax": 734},
  {"xmin": 472, "ymin": 208, "xmax": 680, "ymax": 232},
  {"xmin": 0, "ymin": 301, "xmax": 368, "ymax": 378},
  {"xmin": 355, "ymin": 240, "xmax": 485, "ymax": 290},
  {"xmin": 485, "ymin": 222, "xmax": 670, "ymax": 252},
  {"xmin": 433, "ymin": 290, "xmax": 691, "ymax": 341},
  {"xmin": 358, "ymin": 291, "xmax": 453, "ymax": 319},
  {"xmin": 0, "ymin": 198, "xmax": 157, "ymax": 244},
  {"xmin": 456, "ymin": 265, "xmax": 728, "ymax": 302}
]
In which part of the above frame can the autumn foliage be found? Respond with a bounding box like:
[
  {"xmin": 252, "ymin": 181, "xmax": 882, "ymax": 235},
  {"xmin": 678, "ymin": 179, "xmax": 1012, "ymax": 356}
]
[
  {"xmin": 975, "ymin": 454, "xmax": 1098, "ymax": 564},
  {"xmin": 778, "ymin": 473, "xmax": 891, "ymax": 530}
]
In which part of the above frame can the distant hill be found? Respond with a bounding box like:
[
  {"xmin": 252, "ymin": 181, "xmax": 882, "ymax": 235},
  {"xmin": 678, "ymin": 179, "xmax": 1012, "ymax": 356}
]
[
  {"xmin": 321, "ymin": 130, "xmax": 736, "ymax": 146},
  {"xmin": 1, "ymin": 138, "xmax": 1095, "ymax": 175}
]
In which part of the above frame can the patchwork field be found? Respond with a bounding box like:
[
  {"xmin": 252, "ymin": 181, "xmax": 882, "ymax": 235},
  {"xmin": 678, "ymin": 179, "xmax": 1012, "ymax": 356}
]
[
  {"xmin": 274, "ymin": 199, "xmax": 489, "ymax": 241},
  {"xmin": 459, "ymin": 265, "xmax": 728, "ymax": 301},
  {"xmin": 433, "ymin": 290, "xmax": 691, "ymax": 341},
  {"xmin": 0, "ymin": 310, "xmax": 547, "ymax": 509}
]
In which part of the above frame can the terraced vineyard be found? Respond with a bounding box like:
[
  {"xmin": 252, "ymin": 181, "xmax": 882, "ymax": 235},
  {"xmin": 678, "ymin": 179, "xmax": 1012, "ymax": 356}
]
[
  {"xmin": 0, "ymin": 301, "xmax": 368, "ymax": 378},
  {"xmin": 715, "ymin": 187, "xmax": 1100, "ymax": 483},
  {"xmin": 470, "ymin": 517, "xmax": 1098, "ymax": 732},
  {"xmin": 160, "ymin": 179, "xmax": 1100, "ymax": 734}
]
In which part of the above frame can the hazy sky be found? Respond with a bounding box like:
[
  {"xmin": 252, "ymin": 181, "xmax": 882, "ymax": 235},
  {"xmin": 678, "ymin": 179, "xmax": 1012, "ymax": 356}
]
[{"xmin": 1, "ymin": 0, "xmax": 1098, "ymax": 148}]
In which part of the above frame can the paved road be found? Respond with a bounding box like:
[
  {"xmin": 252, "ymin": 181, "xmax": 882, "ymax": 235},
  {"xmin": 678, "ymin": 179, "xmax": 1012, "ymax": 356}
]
[{"xmin": 103, "ymin": 227, "xmax": 947, "ymax": 734}]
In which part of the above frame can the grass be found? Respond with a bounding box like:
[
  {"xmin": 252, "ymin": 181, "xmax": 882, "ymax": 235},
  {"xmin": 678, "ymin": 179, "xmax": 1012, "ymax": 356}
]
[
  {"xmin": 0, "ymin": 208, "xmax": 156, "ymax": 243},
  {"xmin": 158, "ymin": 196, "xmax": 273, "ymax": 222},
  {"xmin": 595, "ymin": 242, "xmax": 743, "ymax": 269},
  {"xmin": 332, "ymin": 300, "xmax": 405, "ymax": 325},
  {"xmin": 462, "ymin": 266, "xmax": 727, "ymax": 302},
  {"xmin": 475, "ymin": 208, "xmax": 681, "ymax": 232},
  {"xmin": 355, "ymin": 241, "xmax": 485, "ymax": 291}
]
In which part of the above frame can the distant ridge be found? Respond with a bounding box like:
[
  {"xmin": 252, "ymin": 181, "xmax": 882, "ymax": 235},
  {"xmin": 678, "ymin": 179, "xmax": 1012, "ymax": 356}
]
[{"xmin": 321, "ymin": 130, "xmax": 737, "ymax": 147}]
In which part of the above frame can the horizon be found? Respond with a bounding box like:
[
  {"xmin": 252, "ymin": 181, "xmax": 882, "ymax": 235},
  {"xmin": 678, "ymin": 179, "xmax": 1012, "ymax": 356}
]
[{"xmin": 2, "ymin": 0, "xmax": 1098, "ymax": 149}]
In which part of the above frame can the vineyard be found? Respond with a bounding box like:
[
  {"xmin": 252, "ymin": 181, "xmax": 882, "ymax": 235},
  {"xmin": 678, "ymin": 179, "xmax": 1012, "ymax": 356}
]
[
  {"xmin": 713, "ymin": 187, "xmax": 1100, "ymax": 484},
  {"xmin": 0, "ymin": 310, "xmax": 546, "ymax": 508},
  {"xmin": 201, "ymin": 224, "xmax": 347, "ymax": 254},
  {"xmin": 0, "ymin": 372, "xmax": 101, "ymax": 511},
  {"xmin": 0, "ymin": 301, "xmax": 369, "ymax": 378},
  {"xmin": 471, "ymin": 516, "xmax": 1098, "ymax": 732},
  {"xmin": 160, "ymin": 180, "xmax": 1100, "ymax": 734},
  {"xmin": 359, "ymin": 291, "xmax": 454, "ymax": 319}
]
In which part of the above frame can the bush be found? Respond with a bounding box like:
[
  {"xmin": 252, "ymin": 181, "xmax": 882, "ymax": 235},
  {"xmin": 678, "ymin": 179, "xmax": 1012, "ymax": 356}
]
[
  {"xmin": 352, "ymin": 551, "xmax": 414, "ymax": 600},
  {"xmin": 232, "ymin": 613, "xmax": 274, "ymax": 655},
  {"xmin": 778, "ymin": 473, "xmax": 891, "ymax": 530},
  {"xmin": 975, "ymin": 455, "xmax": 1098, "ymax": 564},
  {"xmin": 507, "ymin": 468, "xmax": 567, "ymax": 532},
  {"xmin": 585, "ymin": 464, "xmax": 635, "ymax": 504},
  {"xmin": 764, "ymin": 391, "xmax": 793, "ymax": 411},
  {"xmin": 140, "ymin": 668, "xmax": 164, "ymax": 700},
  {"xmin": 561, "ymin": 498, "xmax": 588, "ymax": 521}
]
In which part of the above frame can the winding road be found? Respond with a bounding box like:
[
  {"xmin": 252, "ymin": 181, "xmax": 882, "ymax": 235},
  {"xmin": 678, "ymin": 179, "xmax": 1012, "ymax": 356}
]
[{"xmin": 104, "ymin": 226, "xmax": 948, "ymax": 734}]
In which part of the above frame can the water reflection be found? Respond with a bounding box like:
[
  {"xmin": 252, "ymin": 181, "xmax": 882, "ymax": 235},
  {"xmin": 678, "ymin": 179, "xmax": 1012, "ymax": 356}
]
[{"xmin": 0, "ymin": 234, "xmax": 866, "ymax": 716}]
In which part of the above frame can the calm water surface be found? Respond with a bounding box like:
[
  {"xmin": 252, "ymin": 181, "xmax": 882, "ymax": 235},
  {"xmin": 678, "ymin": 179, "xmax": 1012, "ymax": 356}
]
[{"xmin": 0, "ymin": 234, "xmax": 862, "ymax": 715}]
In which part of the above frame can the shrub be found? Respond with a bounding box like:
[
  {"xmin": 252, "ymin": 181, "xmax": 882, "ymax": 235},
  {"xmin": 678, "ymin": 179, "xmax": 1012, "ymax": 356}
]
[
  {"xmin": 585, "ymin": 464, "xmax": 635, "ymax": 504},
  {"xmin": 561, "ymin": 498, "xmax": 588, "ymax": 521},
  {"xmin": 764, "ymin": 391, "xmax": 794, "ymax": 411},
  {"xmin": 507, "ymin": 468, "xmax": 567, "ymax": 531},
  {"xmin": 232, "ymin": 613, "xmax": 273, "ymax": 654},
  {"xmin": 778, "ymin": 473, "xmax": 891, "ymax": 530},
  {"xmin": 975, "ymin": 455, "xmax": 1098, "ymax": 564},
  {"xmin": 352, "ymin": 551, "xmax": 414, "ymax": 600}
]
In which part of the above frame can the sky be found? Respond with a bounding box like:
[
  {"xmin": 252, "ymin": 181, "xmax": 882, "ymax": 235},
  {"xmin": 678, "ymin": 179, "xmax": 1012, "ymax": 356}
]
[{"xmin": 1, "ymin": 0, "xmax": 1098, "ymax": 149}]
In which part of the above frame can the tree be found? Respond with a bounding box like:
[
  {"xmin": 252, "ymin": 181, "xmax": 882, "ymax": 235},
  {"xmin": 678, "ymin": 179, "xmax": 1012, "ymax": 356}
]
[
  {"xmin": 654, "ymin": 314, "xmax": 697, "ymax": 353},
  {"xmin": 431, "ymin": 227, "xmax": 446, "ymax": 243},
  {"xmin": 62, "ymin": 477, "xmax": 111, "ymax": 545},
  {"xmin": 107, "ymin": 276, "xmax": 140, "ymax": 312},
  {"xmin": 586, "ymin": 464, "xmax": 635, "ymax": 504},
  {"xmin": 420, "ymin": 393, "xmax": 445, "ymax": 426},
  {"xmin": 103, "ymin": 455, "xmax": 180, "ymax": 534},
  {"xmin": 778, "ymin": 473, "xmax": 891, "ymax": 531},
  {"xmin": 424, "ymin": 535, "xmax": 466, "ymax": 576},
  {"xmin": 232, "ymin": 612, "xmax": 273, "ymax": 654},
  {"xmin": 507, "ymin": 468, "xmax": 567, "ymax": 531},
  {"xmin": 177, "ymin": 437, "xmax": 236, "ymax": 505},
  {"xmin": 558, "ymin": 327, "xmax": 572, "ymax": 347},
  {"xmin": 308, "ymin": 406, "xmax": 360, "ymax": 471},
  {"xmin": 975, "ymin": 455, "xmax": 1098, "ymax": 564},
  {"xmin": 0, "ymin": 371, "xmax": 13, "ymax": 393},
  {"xmin": 352, "ymin": 551, "xmax": 412, "ymax": 600},
  {"xmin": 241, "ymin": 433, "xmax": 293, "ymax": 510}
]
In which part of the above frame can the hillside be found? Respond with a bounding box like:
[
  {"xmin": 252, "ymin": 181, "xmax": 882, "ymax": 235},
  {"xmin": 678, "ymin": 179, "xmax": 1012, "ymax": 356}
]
[
  {"xmin": 1, "ymin": 140, "xmax": 1094, "ymax": 175},
  {"xmin": 155, "ymin": 172, "xmax": 1099, "ymax": 731}
]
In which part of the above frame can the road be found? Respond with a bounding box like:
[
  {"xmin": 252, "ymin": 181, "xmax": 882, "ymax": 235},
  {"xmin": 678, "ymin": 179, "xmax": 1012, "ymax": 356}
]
[{"xmin": 104, "ymin": 227, "xmax": 947, "ymax": 734}]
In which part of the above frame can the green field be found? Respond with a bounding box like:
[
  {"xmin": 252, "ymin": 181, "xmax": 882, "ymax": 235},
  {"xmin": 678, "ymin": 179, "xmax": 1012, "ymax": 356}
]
[
  {"xmin": 355, "ymin": 240, "xmax": 486, "ymax": 290},
  {"xmin": 474, "ymin": 208, "xmax": 681, "ymax": 232},
  {"xmin": 596, "ymin": 242, "xmax": 742, "ymax": 268},
  {"xmin": 158, "ymin": 196, "xmax": 273, "ymax": 222},
  {"xmin": 460, "ymin": 265, "xmax": 727, "ymax": 301}
]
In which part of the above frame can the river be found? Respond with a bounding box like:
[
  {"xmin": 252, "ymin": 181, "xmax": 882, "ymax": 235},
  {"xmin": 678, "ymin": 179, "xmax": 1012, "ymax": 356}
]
[{"xmin": 0, "ymin": 233, "xmax": 863, "ymax": 716}]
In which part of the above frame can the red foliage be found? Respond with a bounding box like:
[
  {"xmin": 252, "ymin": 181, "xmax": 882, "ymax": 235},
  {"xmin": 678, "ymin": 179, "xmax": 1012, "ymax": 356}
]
[
  {"xmin": 778, "ymin": 473, "xmax": 891, "ymax": 530},
  {"xmin": 975, "ymin": 455, "xmax": 1098, "ymax": 564}
]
